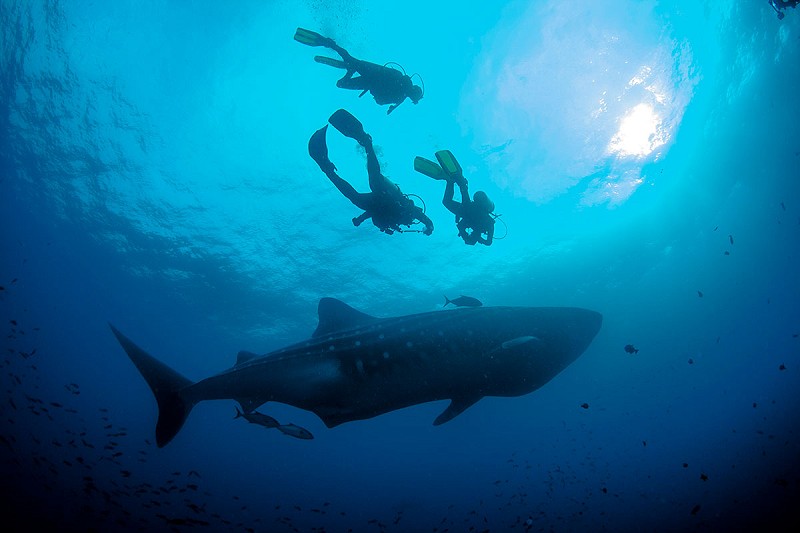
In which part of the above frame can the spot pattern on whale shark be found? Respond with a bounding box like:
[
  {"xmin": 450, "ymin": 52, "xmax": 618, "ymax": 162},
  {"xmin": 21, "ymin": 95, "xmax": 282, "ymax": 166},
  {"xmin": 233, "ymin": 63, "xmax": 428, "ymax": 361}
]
[{"xmin": 110, "ymin": 298, "xmax": 602, "ymax": 447}]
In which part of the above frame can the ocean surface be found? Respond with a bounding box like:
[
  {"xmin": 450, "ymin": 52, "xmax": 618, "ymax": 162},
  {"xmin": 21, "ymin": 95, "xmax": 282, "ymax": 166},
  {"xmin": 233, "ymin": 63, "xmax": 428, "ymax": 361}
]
[{"xmin": 1, "ymin": 1, "xmax": 798, "ymax": 531}]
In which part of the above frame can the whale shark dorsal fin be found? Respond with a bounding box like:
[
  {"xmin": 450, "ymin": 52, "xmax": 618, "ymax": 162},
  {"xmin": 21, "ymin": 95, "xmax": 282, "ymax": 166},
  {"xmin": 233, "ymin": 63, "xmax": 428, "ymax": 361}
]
[
  {"xmin": 312, "ymin": 298, "xmax": 379, "ymax": 338},
  {"xmin": 235, "ymin": 351, "xmax": 259, "ymax": 367},
  {"xmin": 433, "ymin": 396, "xmax": 483, "ymax": 426}
]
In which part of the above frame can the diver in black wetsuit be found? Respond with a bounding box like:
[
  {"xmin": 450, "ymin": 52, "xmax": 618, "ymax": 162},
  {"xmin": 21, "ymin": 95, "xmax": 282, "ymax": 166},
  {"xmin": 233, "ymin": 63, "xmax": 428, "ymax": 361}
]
[
  {"xmin": 415, "ymin": 150, "xmax": 495, "ymax": 246},
  {"xmin": 295, "ymin": 27, "xmax": 423, "ymax": 115},
  {"xmin": 308, "ymin": 110, "xmax": 433, "ymax": 236},
  {"xmin": 770, "ymin": 0, "xmax": 799, "ymax": 19},
  {"xmin": 442, "ymin": 177, "xmax": 495, "ymax": 246}
]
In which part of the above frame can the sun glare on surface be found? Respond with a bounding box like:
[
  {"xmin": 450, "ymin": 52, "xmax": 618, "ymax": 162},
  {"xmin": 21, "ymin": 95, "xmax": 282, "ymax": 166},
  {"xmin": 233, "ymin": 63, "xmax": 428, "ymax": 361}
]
[
  {"xmin": 464, "ymin": 1, "xmax": 699, "ymax": 205},
  {"xmin": 608, "ymin": 103, "xmax": 664, "ymax": 158}
]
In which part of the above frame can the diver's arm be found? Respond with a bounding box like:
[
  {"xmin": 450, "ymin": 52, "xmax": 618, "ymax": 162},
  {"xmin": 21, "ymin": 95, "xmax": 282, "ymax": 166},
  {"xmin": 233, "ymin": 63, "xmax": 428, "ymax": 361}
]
[
  {"xmin": 416, "ymin": 210, "xmax": 434, "ymax": 235},
  {"xmin": 352, "ymin": 211, "xmax": 371, "ymax": 226},
  {"xmin": 477, "ymin": 224, "xmax": 494, "ymax": 246},
  {"xmin": 387, "ymin": 93, "xmax": 411, "ymax": 114}
]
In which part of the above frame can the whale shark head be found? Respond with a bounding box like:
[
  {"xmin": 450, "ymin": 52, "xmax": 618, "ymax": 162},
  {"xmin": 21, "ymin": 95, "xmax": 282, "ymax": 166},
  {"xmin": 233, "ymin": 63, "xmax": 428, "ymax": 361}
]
[{"xmin": 448, "ymin": 306, "xmax": 603, "ymax": 397}]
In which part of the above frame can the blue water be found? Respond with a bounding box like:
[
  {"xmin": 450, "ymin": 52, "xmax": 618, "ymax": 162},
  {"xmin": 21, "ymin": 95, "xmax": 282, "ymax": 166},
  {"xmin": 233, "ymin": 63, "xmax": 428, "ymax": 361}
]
[{"xmin": 2, "ymin": 1, "xmax": 798, "ymax": 531}]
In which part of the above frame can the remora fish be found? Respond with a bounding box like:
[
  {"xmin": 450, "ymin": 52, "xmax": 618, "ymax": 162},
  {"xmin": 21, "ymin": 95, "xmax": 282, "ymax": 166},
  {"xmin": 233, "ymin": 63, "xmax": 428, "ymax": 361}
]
[
  {"xmin": 234, "ymin": 406, "xmax": 280, "ymax": 428},
  {"xmin": 444, "ymin": 295, "xmax": 482, "ymax": 308},
  {"xmin": 110, "ymin": 298, "xmax": 602, "ymax": 447},
  {"xmin": 234, "ymin": 406, "xmax": 314, "ymax": 440}
]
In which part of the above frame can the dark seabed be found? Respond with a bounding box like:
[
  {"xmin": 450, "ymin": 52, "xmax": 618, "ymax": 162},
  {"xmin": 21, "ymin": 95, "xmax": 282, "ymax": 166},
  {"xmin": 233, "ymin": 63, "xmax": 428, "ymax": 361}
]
[{"xmin": 1, "ymin": 1, "xmax": 799, "ymax": 532}]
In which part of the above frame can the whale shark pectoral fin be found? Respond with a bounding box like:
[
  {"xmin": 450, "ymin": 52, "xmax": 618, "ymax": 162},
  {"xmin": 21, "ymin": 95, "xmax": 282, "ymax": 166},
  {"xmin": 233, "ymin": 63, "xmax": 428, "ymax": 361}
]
[{"xmin": 433, "ymin": 396, "xmax": 483, "ymax": 426}]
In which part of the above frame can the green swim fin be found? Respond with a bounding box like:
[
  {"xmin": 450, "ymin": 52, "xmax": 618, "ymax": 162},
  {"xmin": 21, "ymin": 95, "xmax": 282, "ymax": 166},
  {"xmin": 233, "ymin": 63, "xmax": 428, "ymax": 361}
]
[
  {"xmin": 435, "ymin": 150, "xmax": 462, "ymax": 178},
  {"xmin": 328, "ymin": 109, "xmax": 369, "ymax": 145},
  {"xmin": 414, "ymin": 156, "xmax": 445, "ymax": 180},
  {"xmin": 314, "ymin": 56, "xmax": 347, "ymax": 69},
  {"xmin": 294, "ymin": 27, "xmax": 329, "ymax": 47}
]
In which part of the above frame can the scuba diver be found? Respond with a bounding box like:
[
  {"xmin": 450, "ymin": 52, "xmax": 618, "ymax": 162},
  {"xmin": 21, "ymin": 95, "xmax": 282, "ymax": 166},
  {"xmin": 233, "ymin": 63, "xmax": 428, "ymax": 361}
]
[
  {"xmin": 294, "ymin": 27, "xmax": 424, "ymax": 115},
  {"xmin": 414, "ymin": 151, "xmax": 495, "ymax": 246},
  {"xmin": 309, "ymin": 109, "xmax": 434, "ymax": 236},
  {"xmin": 770, "ymin": 0, "xmax": 799, "ymax": 19}
]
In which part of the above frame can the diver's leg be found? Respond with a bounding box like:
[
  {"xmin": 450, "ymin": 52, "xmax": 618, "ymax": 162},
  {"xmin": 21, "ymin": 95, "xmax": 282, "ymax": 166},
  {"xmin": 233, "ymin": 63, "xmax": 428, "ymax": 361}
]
[
  {"xmin": 323, "ymin": 170, "xmax": 371, "ymax": 211},
  {"xmin": 324, "ymin": 42, "xmax": 362, "ymax": 81},
  {"xmin": 336, "ymin": 75, "xmax": 370, "ymax": 91},
  {"xmin": 441, "ymin": 180, "xmax": 460, "ymax": 215},
  {"xmin": 325, "ymin": 41, "xmax": 354, "ymax": 63},
  {"xmin": 457, "ymin": 181, "xmax": 470, "ymax": 203},
  {"xmin": 364, "ymin": 141, "xmax": 393, "ymax": 194}
]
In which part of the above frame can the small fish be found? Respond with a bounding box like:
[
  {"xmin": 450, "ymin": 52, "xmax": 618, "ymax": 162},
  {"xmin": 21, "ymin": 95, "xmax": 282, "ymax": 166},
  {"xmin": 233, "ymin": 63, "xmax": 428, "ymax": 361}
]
[
  {"xmin": 580, "ymin": 403, "xmax": 589, "ymax": 409},
  {"xmin": 700, "ymin": 473, "xmax": 708, "ymax": 481},
  {"xmin": 779, "ymin": 363, "xmax": 786, "ymax": 371},
  {"xmin": 624, "ymin": 344, "xmax": 639, "ymax": 355},
  {"xmin": 234, "ymin": 407, "xmax": 279, "ymax": 428},
  {"xmin": 688, "ymin": 358, "xmax": 694, "ymax": 365},
  {"xmin": 780, "ymin": 202, "xmax": 786, "ymax": 211},
  {"xmin": 728, "ymin": 234, "xmax": 734, "ymax": 245},
  {"xmin": 691, "ymin": 504, "xmax": 701, "ymax": 516},
  {"xmin": 697, "ymin": 290, "xmax": 703, "ymax": 298},
  {"xmin": 723, "ymin": 251, "xmax": 730, "ymax": 256},
  {"xmin": 443, "ymin": 295, "xmax": 483, "ymax": 308},
  {"xmin": 277, "ymin": 423, "xmax": 314, "ymax": 440}
]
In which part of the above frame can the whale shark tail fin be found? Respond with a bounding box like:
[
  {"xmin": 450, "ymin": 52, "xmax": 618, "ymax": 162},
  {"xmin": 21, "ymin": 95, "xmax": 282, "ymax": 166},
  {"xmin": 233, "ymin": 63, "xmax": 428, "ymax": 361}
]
[{"xmin": 109, "ymin": 324, "xmax": 195, "ymax": 448}]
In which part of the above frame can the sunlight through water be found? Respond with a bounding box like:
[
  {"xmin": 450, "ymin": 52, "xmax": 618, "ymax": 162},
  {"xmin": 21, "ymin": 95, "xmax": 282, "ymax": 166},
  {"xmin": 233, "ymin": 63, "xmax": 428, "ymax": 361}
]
[
  {"xmin": 608, "ymin": 102, "xmax": 664, "ymax": 158},
  {"xmin": 463, "ymin": 0, "xmax": 699, "ymax": 207}
]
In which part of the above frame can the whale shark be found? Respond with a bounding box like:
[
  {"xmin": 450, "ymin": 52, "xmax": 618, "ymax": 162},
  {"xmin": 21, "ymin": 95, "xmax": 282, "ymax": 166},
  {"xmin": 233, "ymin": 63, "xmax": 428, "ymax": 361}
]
[{"xmin": 110, "ymin": 298, "xmax": 602, "ymax": 447}]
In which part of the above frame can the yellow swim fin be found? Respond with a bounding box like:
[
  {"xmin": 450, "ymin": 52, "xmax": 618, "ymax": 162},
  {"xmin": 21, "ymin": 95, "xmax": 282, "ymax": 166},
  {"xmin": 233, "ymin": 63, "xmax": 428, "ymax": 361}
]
[
  {"xmin": 294, "ymin": 27, "xmax": 328, "ymax": 47},
  {"xmin": 434, "ymin": 150, "xmax": 462, "ymax": 178},
  {"xmin": 314, "ymin": 56, "xmax": 346, "ymax": 69},
  {"xmin": 414, "ymin": 156, "xmax": 445, "ymax": 179}
]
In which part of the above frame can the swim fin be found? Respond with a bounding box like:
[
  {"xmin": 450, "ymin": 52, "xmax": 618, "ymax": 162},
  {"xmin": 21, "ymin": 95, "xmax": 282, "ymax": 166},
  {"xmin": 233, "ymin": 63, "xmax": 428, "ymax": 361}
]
[
  {"xmin": 308, "ymin": 125, "xmax": 336, "ymax": 174},
  {"xmin": 314, "ymin": 56, "xmax": 347, "ymax": 69},
  {"xmin": 435, "ymin": 150, "xmax": 463, "ymax": 178},
  {"xmin": 294, "ymin": 27, "xmax": 330, "ymax": 47},
  {"xmin": 414, "ymin": 156, "xmax": 445, "ymax": 179},
  {"xmin": 328, "ymin": 109, "xmax": 370, "ymax": 146}
]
